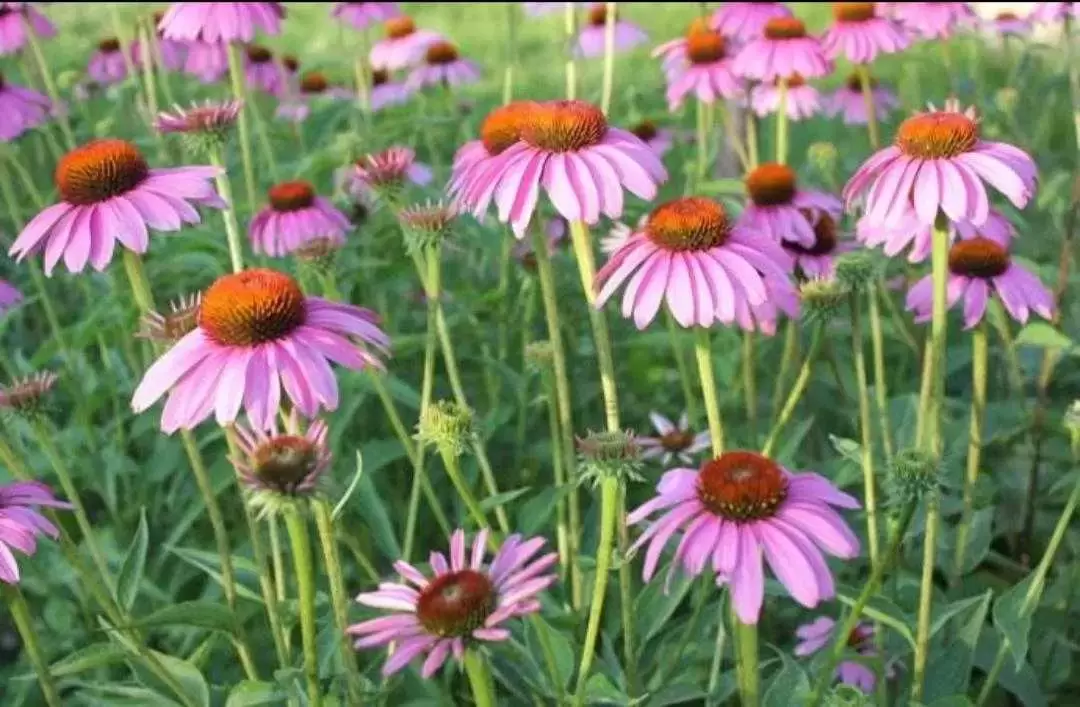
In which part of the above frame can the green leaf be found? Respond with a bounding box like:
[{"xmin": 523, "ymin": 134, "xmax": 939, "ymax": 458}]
[
  {"xmin": 829, "ymin": 435, "xmax": 862, "ymax": 465},
  {"xmin": 117, "ymin": 509, "xmax": 149, "ymax": 611},
  {"xmin": 583, "ymin": 674, "xmax": 625, "ymax": 704},
  {"xmin": 225, "ymin": 681, "xmax": 287, "ymax": 707},
  {"xmin": 332, "ymin": 450, "xmax": 365, "ymax": 520},
  {"xmin": 528, "ymin": 614, "xmax": 575, "ymax": 690},
  {"xmin": 352, "ymin": 441, "xmax": 405, "ymax": 559},
  {"xmin": 923, "ymin": 590, "xmax": 992, "ymax": 700},
  {"xmin": 169, "ymin": 547, "xmax": 263, "ymax": 603},
  {"xmin": 647, "ymin": 684, "xmax": 709, "ymax": 706},
  {"xmin": 637, "ymin": 571, "xmax": 695, "ymax": 644},
  {"xmin": 135, "ymin": 601, "xmax": 237, "ymax": 634},
  {"xmin": 992, "ymin": 574, "xmax": 1037, "ymax": 670},
  {"xmin": 837, "ymin": 592, "xmax": 917, "ymax": 650},
  {"xmin": 763, "ymin": 647, "xmax": 810, "ymax": 707},
  {"xmin": 974, "ymin": 632, "xmax": 1047, "ymax": 707},
  {"xmin": 957, "ymin": 508, "xmax": 994, "ymax": 575},
  {"xmin": 698, "ymin": 178, "xmax": 745, "ymax": 196},
  {"xmin": 1014, "ymin": 322, "xmax": 1073, "ymax": 352},
  {"xmin": 48, "ymin": 643, "xmax": 128, "ymax": 678},
  {"xmin": 148, "ymin": 650, "xmax": 210, "ymax": 707},
  {"xmin": 479, "ymin": 486, "xmax": 531, "ymax": 513}
]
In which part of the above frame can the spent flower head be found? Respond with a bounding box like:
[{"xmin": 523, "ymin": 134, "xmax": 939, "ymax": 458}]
[
  {"xmin": 399, "ymin": 200, "xmax": 458, "ymax": 253},
  {"xmin": 416, "ymin": 400, "xmax": 475, "ymax": 456},
  {"xmin": 231, "ymin": 412, "xmax": 332, "ymax": 517},
  {"xmin": 834, "ymin": 250, "xmax": 883, "ymax": 294},
  {"xmin": 155, "ymin": 100, "xmax": 242, "ymax": 153},
  {"xmin": 799, "ymin": 277, "xmax": 849, "ymax": 324},
  {"xmin": 136, "ymin": 293, "xmax": 202, "ymax": 344},
  {"xmin": 293, "ymin": 236, "xmax": 343, "ymax": 273},
  {"xmin": 0, "ymin": 372, "xmax": 58, "ymax": 421},
  {"xmin": 576, "ymin": 429, "xmax": 644, "ymax": 488}
]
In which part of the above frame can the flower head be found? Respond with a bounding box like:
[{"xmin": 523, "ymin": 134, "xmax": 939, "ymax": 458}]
[
  {"xmin": 331, "ymin": 2, "xmax": 401, "ymax": 30},
  {"xmin": 183, "ymin": 40, "xmax": 229, "ymax": 83},
  {"xmin": 889, "ymin": 2, "xmax": 975, "ymax": 39},
  {"xmin": 0, "ymin": 481, "xmax": 71, "ymax": 584},
  {"xmin": 88, "ymin": 37, "xmax": 128, "ymax": 85},
  {"xmin": 250, "ymin": 181, "xmax": 350, "ymax": 257},
  {"xmin": 986, "ymin": 10, "xmax": 1031, "ymax": 36},
  {"xmin": 0, "ymin": 71, "xmax": 52, "ymax": 142},
  {"xmin": 710, "ymin": 2, "xmax": 792, "ymax": 42},
  {"xmin": 0, "ymin": 3, "xmax": 55, "ymax": 57},
  {"xmin": 825, "ymin": 73, "xmax": 900, "ymax": 126},
  {"xmin": 8, "ymin": 139, "xmax": 224, "ymax": 275},
  {"xmin": 751, "ymin": 74, "xmax": 822, "ymax": 121},
  {"xmin": 399, "ymin": 200, "xmax": 458, "ymax": 252},
  {"xmin": 244, "ymin": 43, "xmax": 286, "ymax": 96},
  {"xmin": 155, "ymin": 99, "xmax": 242, "ymax": 153},
  {"xmin": 406, "ymin": 41, "xmax": 480, "ymax": 91},
  {"xmin": 576, "ymin": 429, "xmax": 644, "ymax": 486},
  {"xmin": 0, "ymin": 279, "xmax": 21, "ymax": 314},
  {"xmin": 369, "ymin": 15, "xmax": 444, "ymax": 70},
  {"xmin": 369, "ymin": 68, "xmax": 413, "ymax": 111},
  {"xmin": 822, "ymin": 3, "xmax": 911, "ymax": 63},
  {"xmin": 1029, "ymin": 2, "xmax": 1079, "ymax": 24},
  {"xmin": 796, "ymin": 616, "xmax": 891, "ymax": 693},
  {"xmin": 638, "ymin": 411, "xmax": 710, "ymax": 465},
  {"xmin": 576, "ymin": 4, "xmax": 648, "ymax": 58},
  {"xmin": 232, "ymin": 410, "xmax": 331, "ymax": 515},
  {"xmin": 664, "ymin": 28, "xmax": 742, "ymax": 110},
  {"xmin": 159, "ymin": 2, "xmax": 284, "ymax": 43},
  {"xmin": 785, "ymin": 213, "xmax": 858, "ymax": 279},
  {"xmin": 0, "ymin": 372, "xmax": 57, "ymax": 420},
  {"xmin": 628, "ymin": 120, "xmax": 673, "ymax": 157},
  {"xmin": 741, "ymin": 163, "xmax": 842, "ymax": 248},
  {"xmin": 350, "ymin": 146, "xmax": 433, "ymax": 200},
  {"xmin": 131, "ymin": 268, "xmax": 389, "ymax": 432},
  {"xmin": 416, "ymin": 400, "xmax": 475, "ymax": 456},
  {"xmin": 732, "ymin": 17, "xmax": 833, "ymax": 82},
  {"xmin": 629, "ymin": 451, "xmax": 861, "ymax": 623},
  {"xmin": 349, "ymin": 529, "xmax": 557, "ymax": 676},
  {"xmin": 137, "ymin": 292, "xmax": 202, "ymax": 344}
]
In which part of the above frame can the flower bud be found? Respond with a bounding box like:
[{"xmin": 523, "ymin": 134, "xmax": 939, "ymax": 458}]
[{"xmin": 416, "ymin": 400, "xmax": 476, "ymax": 457}]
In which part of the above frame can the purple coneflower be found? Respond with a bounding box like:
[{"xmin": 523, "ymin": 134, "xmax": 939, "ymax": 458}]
[
  {"xmin": 986, "ymin": 10, "xmax": 1031, "ymax": 36},
  {"xmin": 888, "ymin": 2, "xmax": 976, "ymax": 39},
  {"xmin": 822, "ymin": 3, "xmax": 911, "ymax": 64},
  {"xmin": 131, "ymin": 268, "xmax": 389, "ymax": 432},
  {"xmin": 825, "ymin": 72, "xmax": 899, "ymax": 125},
  {"xmin": 184, "ymin": 40, "xmax": 229, "ymax": 83},
  {"xmin": 751, "ymin": 74, "xmax": 821, "ymax": 120},
  {"xmin": 711, "ymin": 2, "xmax": 791, "ymax": 42},
  {"xmin": 0, "ymin": 71, "xmax": 51, "ymax": 142},
  {"xmin": 733, "ymin": 17, "xmax": 832, "ymax": 82},
  {"xmin": 9, "ymin": 139, "xmax": 224, "ymax": 275},
  {"xmin": 405, "ymin": 41, "xmax": 480, "ymax": 91},
  {"xmin": 638, "ymin": 411, "xmax": 710, "ymax": 465},
  {"xmin": 349, "ymin": 146, "xmax": 433, "ymax": 198},
  {"xmin": 137, "ymin": 293, "xmax": 201, "ymax": 343},
  {"xmin": 785, "ymin": 214, "xmax": 858, "ymax": 279},
  {"xmin": 275, "ymin": 71, "xmax": 352, "ymax": 123},
  {"xmin": 653, "ymin": 18, "xmax": 714, "ymax": 78},
  {"xmin": 629, "ymin": 120, "xmax": 673, "ymax": 157},
  {"xmin": 739, "ymin": 163, "xmax": 841, "ymax": 248},
  {"xmin": 331, "ymin": 2, "xmax": 400, "ymax": 30},
  {"xmin": 154, "ymin": 99, "xmax": 242, "ymax": 137},
  {"xmin": 231, "ymin": 410, "xmax": 331, "ymax": 500},
  {"xmin": 629, "ymin": 451, "xmax": 861, "ymax": 624},
  {"xmin": 349, "ymin": 529, "xmax": 557, "ymax": 677},
  {"xmin": 664, "ymin": 27, "xmax": 741, "ymax": 110},
  {"xmin": 0, "ymin": 2, "xmax": 54, "ymax": 57},
  {"xmin": 244, "ymin": 44, "xmax": 286, "ymax": 96},
  {"xmin": 88, "ymin": 38, "xmax": 127, "ymax": 85},
  {"xmin": 370, "ymin": 68, "xmax": 412, "ymax": 111},
  {"xmin": 594, "ymin": 197, "xmax": 793, "ymax": 330},
  {"xmin": 843, "ymin": 100, "xmax": 1038, "ymax": 229},
  {"xmin": 249, "ymin": 181, "xmax": 350, "ymax": 257},
  {"xmin": 447, "ymin": 101, "xmax": 532, "ymax": 204},
  {"xmin": 132, "ymin": 11, "xmax": 186, "ymax": 72},
  {"xmin": 576, "ymin": 4, "xmax": 648, "ymax": 58},
  {"xmin": 795, "ymin": 616, "xmax": 887, "ymax": 693},
  {"xmin": 0, "ymin": 481, "xmax": 71, "ymax": 584},
  {"xmin": 860, "ymin": 206, "xmax": 1014, "ymax": 262},
  {"xmin": 159, "ymin": 2, "xmax": 284, "ymax": 43},
  {"xmin": 369, "ymin": 16, "xmax": 443, "ymax": 71}
]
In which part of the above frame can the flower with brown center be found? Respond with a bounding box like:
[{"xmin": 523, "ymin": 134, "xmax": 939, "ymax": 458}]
[
  {"xmin": 416, "ymin": 570, "xmax": 496, "ymax": 637},
  {"xmin": 519, "ymin": 100, "xmax": 608, "ymax": 152},
  {"xmin": 764, "ymin": 17, "xmax": 807, "ymax": 39},
  {"xmin": 300, "ymin": 71, "xmax": 329, "ymax": 95},
  {"xmin": 98, "ymin": 37, "xmax": 121, "ymax": 53},
  {"xmin": 137, "ymin": 293, "xmax": 202, "ymax": 343},
  {"xmin": 588, "ymin": 3, "xmax": 616, "ymax": 26},
  {"xmin": 371, "ymin": 68, "xmax": 389, "ymax": 86},
  {"xmin": 155, "ymin": 100, "xmax": 242, "ymax": 138},
  {"xmin": 481, "ymin": 101, "xmax": 534, "ymax": 155},
  {"xmin": 399, "ymin": 201, "xmax": 458, "ymax": 251},
  {"xmin": 385, "ymin": 15, "xmax": 415, "ymax": 38},
  {"xmin": 630, "ymin": 119, "xmax": 657, "ymax": 142},
  {"xmin": 267, "ymin": 180, "xmax": 316, "ymax": 212},
  {"xmin": 0, "ymin": 372, "xmax": 57, "ymax": 418},
  {"xmin": 833, "ymin": 2, "xmax": 876, "ymax": 22},
  {"xmin": 232, "ymin": 412, "xmax": 331, "ymax": 511},
  {"xmin": 282, "ymin": 55, "xmax": 299, "ymax": 72},
  {"xmin": 895, "ymin": 110, "xmax": 979, "ymax": 159},
  {"xmin": 246, "ymin": 44, "xmax": 272, "ymax": 63},
  {"xmin": 253, "ymin": 435, "xmax": 320, "ymax": 492},
  {"xmin": 55, "ymin": 139, "xmax": 150, "ymax": 206},
  {"xmin": 645, "ymin": 197, "xmax": 731, "ymax": 252},
  {"xmin": 425, "ymin": 40, "xmax": 458, "ymax": 65},
  {"xmin": 786, "ymin": 213, "xmax": 838, "ymax": 256},
  {"xmin": 697, "ymin": 451, "xmax": 789, "ymax": 521},
  {"xmin": 947, "ymin": 237, "xmax": 1010, "ymax": 278},
  {"xmin": 746, "ymin": 163, "xmax": 797, "ymax": 206},
  {"xmin": 660, "ymin": 429, "xmax": 695, "ymax": 453},
  {"xmin": 198, "ymin": 269, "xmax": 307, "ymax": 346},
  {"xmin": 845, "ymin": 71, "xmax": 876, "ymax": 92},
  {"xmin": 686, "ymin": 30, "xmax": 727, "ymax": 64}
]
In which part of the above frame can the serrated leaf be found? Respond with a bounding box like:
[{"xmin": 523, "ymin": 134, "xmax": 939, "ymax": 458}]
[
  {"xmin": 135, "ymin": 601, "xmax": 237, "ymax": 634},
  {"xmin": 117, "ymin": 509, "xmax": 149, "ymax": 611},
  {"xmin": 225, "ymin": 681, "xmax": 286, "ymax": 707},
  {"xmin": 762, "ymin": 647, "xmax": 810, "ymax": 707},
  {"xmin": 1014, "ymin": 322, "xmax": 1073, "ymax": 351},
  {"xmin": 992, "ymin": 574, "xmax": 1037, "ymax": 670}
]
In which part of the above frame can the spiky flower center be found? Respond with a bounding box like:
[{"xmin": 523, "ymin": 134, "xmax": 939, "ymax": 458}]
[
  {"xmin": 268, "ymin": 181, "xmax": 316, "ymax": 212},
  {"xmin": 283, "ymin": 55, "xmax": 299, "ymax": 72},
  {"xmin": 833, "ymin": 2, "xmax": 876, "ymax": 22},
  {"xmin": 199, "ymin": 269, "xmax": 306, "ymax": 346},
  {"xmin": 845, "ymin": 72, "xmax": 876, "ymax": 91},
  {"xmin": 697, "ymin": 451, "xmax": 789, "ymax": 521},
  {"xmin": 786, "ymin": 213, "xmax": 838, "ymax": 256},
  {"xmin": 947, "ymin": 237, "xmax": 1010, "ymax": 278},
  {"xmin": 300, "ymin": 72, "xmax": 328, "ymax": 94},
  {"xmin": 55, "ymin": 139, "xmax": 149, "ymax": 205},
  {"xmin": 371, "ymin": 68, "xmax": 388, "ymax": 86},
  {"xmin": 588, "ymin": 3, "xmax": 615, "ymax": 26},
  {"xmin": 645, "ymin": 197, "xmax": 731, "ymax": 252},
  {"xmin": 764, "ymin": 17, "xmax": 807, "ymax": 39},
  {"xmin": 659, "ymin": 429, "xmax": 694, "ymax": 452},
  {"xmin": 253, "ymin": 435, "xmax": 318, "ymax": 491},
  {"xmin": 686, "ymin": 31, "xmax": 726, "ymax": 64},
  {"xmin": 416, "ymin": 569, "xmax": 496, "ymax": 637},
  {"xmin": 480, "ymin": 101, "xmax": 532, "ymax": 155},
  {"xmin": 246, "ymin": 44, "xmax": 272, "ymax": 63},
  {"xmin": 426, "ymin": 41, "xmax": 459, "ymax": 65},
  {"xmin": 385, "ymin": 16, "xmax": 416, "ymax": 39},
  {"xmin": 896, "ymin": 111, "xmax": 978, "ymax": 159},
  {"xmin": 520, "ymin": 100, "xmax": 607, "ymax": 152},
  {"xmin": 98, "ymin": 37, "xmax": 120, "ymax": 53},
  {"xmin": 631, "ymin": 119, "xmax": 657, "ymax": 142},
  {"xmin": 746, "ymin": 163, "xmax": 797, "ymax": 206}
]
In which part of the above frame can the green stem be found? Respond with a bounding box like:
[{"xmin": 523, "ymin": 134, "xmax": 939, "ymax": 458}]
[
  {"xmin": 953, "ymin": 324, "xmax": 987, "ymax": 585},
  {"xmin": 850, "ymin": 297, "xmax": 881, "ymax": 571},
  {"xmin": 226, "ymin": 43, "xmax": 258, "ymax": 214},
  {"xmin": 733, "ymin": 608, "xmax": 759, "ymax": 707},
  {"xmin": 269, "ymin": 517, "xmax": 287, "ymax": 603},
  {"xmin": 988, "ymin": 301, "xmax": 1024, "ymax": 396},
  {"xmin": 654, "ymin": 575, "xmax": 709, "ymax": 686},
  {"xmin": 806, "ymin": 500, "xmax": 919, "ymax": 707},
  {"xmin": 665, "ymin": 311, "xmax": 699, "ymax": 425},
  {"xmin": 717, "ymin": 101, "xmax": 750, "ymax": 174},
  {"xmin": 285, "ymin": 509, "xmax": 322, "ymax": 707},
  {"xmin": 463, "ymin": 649, "xmax": 497, "ymax": 707},
  {"xmin": 22, "ymin": 15, "xmax": 75, "ymax": 148},
  {"xmin": 769, "ymin": 321, "xmax": 797, "ymax": 426},
  {"xmin": 600, "ymin": 2, "xmax": 616, "ymax": 115},
  {"xmin": 856, "ymin": 64, "xmax": 880, "ymax": 150},
  {"xmin": 564, "ymin": 2, "xmax": 578, "ymax": 99},
  {"xmin": 746, "ymin": 108, "xmax": 759, "ymax": 169},
  {"xmin": 705, "ymin": 595, "xmax": 728, "ymax": 706},
  {"xmin": 762, "ymin": 325, "xmax": 824, "ymax": 456},
  {"xmin": 208, "ymin": 144, "xmax": 245, "ymax": 273},
  {"xmin": 248, "ymin": 98, "xmax": 280, "ymax": 183},
  {"xmin": 694, "ymin": 328, "xmax": 726, "ymax": 455},
  {"xmin": 532, "ymin": 226, "xmax": 582, "ymax": 608},
  {"xmin": 695, "ymin": 99, "xmax": 709, "ymax": 187},
  {"xmin": 776, "ymin": 78, "xmax": 788, "ymax": 165},
  {"xmin": 314, "ymin": 501, "xmax": 365, "ymax": 705},
  {"xmin": 742, "ymin": 331, "xmax": 758, "ymax": 440},
  {"xmin": 5, "ymin": 585, "xmax": 62, "ymax": 707},
  {"xmin": 437, "ymin": 446, "xmax": 491, "ymax": 531},
  {"xmin": 571, "ymin": 476, "xmax": 619, "ymax": 707},
  {"xmin": 148, "ymin": 24, "xmax": 177, "ymax": 108},
  {"xmin": 503, "ymin": 3, "xmax": 518, "ymax": 105},
  {"xmin": 867, "ymin": 287, "xmax": 894, "ymax": 465},
  {"xmin": 539, "ymin": 362, "xmax": 571, "ymax": 587}
]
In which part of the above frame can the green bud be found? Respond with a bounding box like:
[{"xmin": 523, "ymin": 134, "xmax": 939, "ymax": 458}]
[
  {"xmin": 887, "ymin": 447, "xmax": 940, "ymax": 505},
  {"xmin": 807, "ymin": 141, "xmax": 838, "ymax": 178},
  {"xmin": 800, "ymin": 277, "xmax": 849, "ymax": 325},
  {"xmin": 576, "ymin": 429, "xmax": 644, "ymax": 488},
  {"xmin": 0, "ymin": 372, "xmax": 59, "ymax": 423},
  {"xmin": 834, "ymin": 250, "xmax": 883, "ymax": 294},
  {"xmin": 399, "ymin": 201, "xmax": 458, "ymax": 253},
  {"xmin": 415, "ymin": 400, "xmax": 476, "ymax": 457},
  {"xmin": 821, "ymin": 683, "xmax": 874, "ymax": 707}
]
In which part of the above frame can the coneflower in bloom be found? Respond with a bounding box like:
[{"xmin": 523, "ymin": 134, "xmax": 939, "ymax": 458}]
[
  {"xmin": 9, "ymin": 139, "xmax": 224, "ymax": 275},
  {"xmin": 0, "ymin": 3, "xmax": 55, "ymax": 57},
  {"xmin": 906, "ymin": 236, "xmax": 1052, "ymax": 328},
  {"xmin": 369, "ymin": 16, "xmax": 443, "ymax": 71},
  {"xmin": 370, "ymin": 68, "xmax": 413, "ymax": 111},
  {"xmin": 159, "ymin": 2, "xmax": 284, "ymax": 43},
  {"xmin": 825, "ymin": 72, "xmax": 899, "ymax": 125},
  {"xmin": 131, "ymin": 268, "xmax": 388, "ymax": 432},
  {"xmin": 629, "ymin": 451, "xmax": 860, "ymax": 624},
  {"xmin": 638, "ymin": 411, "xmax": 710, "ymax": 465},
  {"xmin": 405, "ymin": 40, "xmax": 480, "ymax": 91},
  {"xmin": 822, "ymin": 2, "xmax": 911, "ymax": 64},
  {"xmin": 600, "ymin": 218, "xmax": 635, "ymax": 254},
  {"xmin": 751, "ymin": 74, "xmax": 821, "ymax": 120},
  {"xmin": 732, "ymin": 17, "xmax": 833, "ymax": 82},
  {"xmin": 331, "ymin": 2, "xmax": 400, "ymax": 30},
  {"xmin": 710, "ymin": 2, "xmax": 791, "ymax": 42},
  {"xmin": 88, "ymin": 38, "xmax": 128, "ymax": 85},
  {"xmin": 860, "ymin": 206, "xmax": 1015, "ymax": 262},
  {"xmin": 628, "ymin": 120, "xmax": 673, "ymax": 157},
  {"xmin": 184, "ymin": 40, "xmax": 229, "ymax": 83},
  {"xmin": 231, "ymin": 410, "xmax": 331, "ymax": 514},
  {"xmin": 244, "ymin": 44, "xmax": 286, "ymax": 95},
  {"xmin": 0, "ymin": 71, "xmax": 51, "ymax": 142},
  {"xmin": 594, "ymin": 197, "xmax": 793, "ymax": 330},
  {"xmin": 249, "ymin": 181, "xmax": 350, "ymax": 257},
  {"xmin": 739, "ymin": 163, "xmax": 841, "ymax": 248},
  {"xmin": 843, "ymin": 100, "xmax": 1038, "ymax": 229},
  {"xmin": 653, "ymin": 18, "xmax": 712, "ymax": 78},
  {"xmin": 349, "ymin": 529, "xmax": 557, "ymax": 677},
  {"xmin": 576, "ymin": 4, "xmax": 648, "ymax": 58},
  {"xmin": 447, "ymin": 100, "xmax": 533, "ymax": 203},
  {"xmin": 795, "ymin": 616, "xmax": 887, "ymax": 693},
  {"xmin": 154, "ymin": 99, "xmax": 242, "ymax": 139},
  {"xmin": 137, "ymin": 293, "xmax": 201, "ymax": 344},
  {"xmin": 275, "ymin": 71, "xmax": 351, "ymax": 123},
  {"xmin": 888, "ymin": 2, "xmax": 976, "ymax": 39},
  {"xmin": 0, "ymin": 481, "xmax": 71, "ymax": 584},
  {"xmin": 986, "ymin": 10, "xmax": 1031, "ymax": 37},
  {"xmin": 349, "ymin": 146, "xmax": 433, "ymax": 199},
  {"xmin": 131, "ymin": 11, "xmax": 186, "ymax": 72},
  {"xmin": 456, "ymin": 99, "xmax": 667, "ymax": 237},
  {"xmin": 664, "ymin": 27, "xmax": 741, "ymax": 110},
  {"xmin": 785, "ymin": 214, "xmax": 857, "ymax": 279}
]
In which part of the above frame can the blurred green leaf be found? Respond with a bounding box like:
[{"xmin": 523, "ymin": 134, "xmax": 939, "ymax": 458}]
[
  {"xmin": 117, "ymin": 509, "xmax": 149, "ymax": 611},
  {"xmin": 48, "ymin": 643, "xmax": 128, "ymax": 678},
  {"xmin": 135, "ymin": 601, "xmax": 237, "ymax": 634},
  {"xmin": 225, "ymin": 680, "xmax": 287, "ymax": 707},
  {"xmin": 992, "ymin": 574, "xmax": 1036, "ymax": 670},
  {"xmin": 762, "ymin": 648, "xmax": 810, "ymax": 707},
  {"xmin": 1014, "ymin": 323, "xmax": 1073, "ymax": 351}
]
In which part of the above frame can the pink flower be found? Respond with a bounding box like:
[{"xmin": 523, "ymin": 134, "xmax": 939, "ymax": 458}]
[
  {"xmin": 454, "ymin": 100, "xmax": 667, "ymax": 238},
  {"xmin": 825, "ymin": 72, "xmax": 899, "ymax": 125},
  {"xmin": 906, "ymin": 236, "xmax": 1052, "ymax": 328},
  {"xmin": 184, "ymin": 41, "xmax": 229, "ymax": 83},
  {"xmin": 859, "ymin": 205, "xmax": 1015, "ymax": 262},
  {"xmin": 600, "ymin": 217, "xmax": 638, "ymax": 254},
  {"xmin": 629, "ymin": 451, "xmax": 861, "ymax": 624},
  {"xmin": 447, "ymin": 101, "xmax": 534, "ymax": 205},
  {"xmin": 348, "ymin": 146, "xmax": 433, "ymax": 198},
  {"xmin": 822, "ymin": 3, "xmax": 911, "ymax": 64},
  {"xmin": 88, "ymin": 38, "xmax": 128, "ymax": 86},
  {"xmin": 638, "ymin": 411, "xmax": 710, "ymax": 465},
  {"xmin": 349, "ymin": 529, "xmax": 557, "ymax": 677},
  {"xmin": 231, "ymin": 410, "xmax": 331, "ymax": 497},
  {"xmin": 155, "ymin": 99, "xmax": 242, "ymax": 136},
  {"xmin": 0, "ymin": 72, "xmax": 52, "ymax": 142},
  {"xmin": 405, "ymin": 41, "xmax": 480, "ymax": 91},
  {"xmin": 1029, "ymin": 2, "xmax": 1078, "ymax": 24},
  {"xmin": 9, "ymin": 139, "xmax": 225, "ymax": 275},
  {"xmin": 0, "ymin": 3, "xmax": 54, "ymax": 57},
  {"xmin": 985, "ymin": 10, "xmax": 1031, "ymax": 36},
  {"xmin": 785, "ymin": 214, "xmax": 858, "ymax": 279},
  {"xmin": 369, "ymin": 16, "xmax": 443, "ymax": 71},
  {"xmin": 0, "ymin": 279, "xmax": 21, "ymax": 313},
  {"xmin": 576, "ymin": 4, "xmax": 648, "ymax": 58},
  {"xmin": 244, "ymin": 44, "xmax": 286, "ymax": 96},
  {"xmin": 711, "ymin": 2, "xmax": 792, "ymax": 42},
  {"xmin": 664, "ymin": 28, "xmax": 742, "ymax": 110},
  {"xmin": 370, "ymin": 68, "xmax": 413, "ymax": 111},
  {"xmin": 843, "ymin": 100, "xmax": 1038, "ymax": 229},
  {"xmin": 249, "ymin": 181, "xmax": 350, "ymax": 257},
  {"xmin": 751, "ymin": 75, "xmax": 821, "ymax": 120},
  {"xmin": 513, "ymin": 215, "xmax": 567, "ymax": 267},
  {"xmin": 0, "ymin": 480, "xmax": 71, "ymax": 584},
  {"xmin": 739, "ymin": 163, "xmax": 842, "ymax": 248},
  {"xmin": 732, "ymin": 17, "xmax": 833, "ymax": 82},
  {"xmin": 795, "ymin": 616, "xmax": 890, "ymax": 693},
  {"xmin": 132, "ymin": 11, "xmax": 187, "ymax": 72},
  {"xmin": 159, "ymin": 2, "xmax": 284, "ymax": 44},
  {"xmin": 275, "ymin": 72, "xmax": 352, "ymax": 123},
  {"xmin": 131, "ymin": 268, "xmax": 389, "ymax": 432},
  {"xmin": 888, "ymin": 2, "xmax": 976, "ymax": 39},
  {"xmin": 331, "ymin": 2, "xmax": 400, "ymax": 30},
  {"xmin": 628, "ymin": 120, "xmax": 673, "ymax": 157},
  {"xmin": 594, "ymin": 197, "xmax": 794, "ymax": 330}
]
